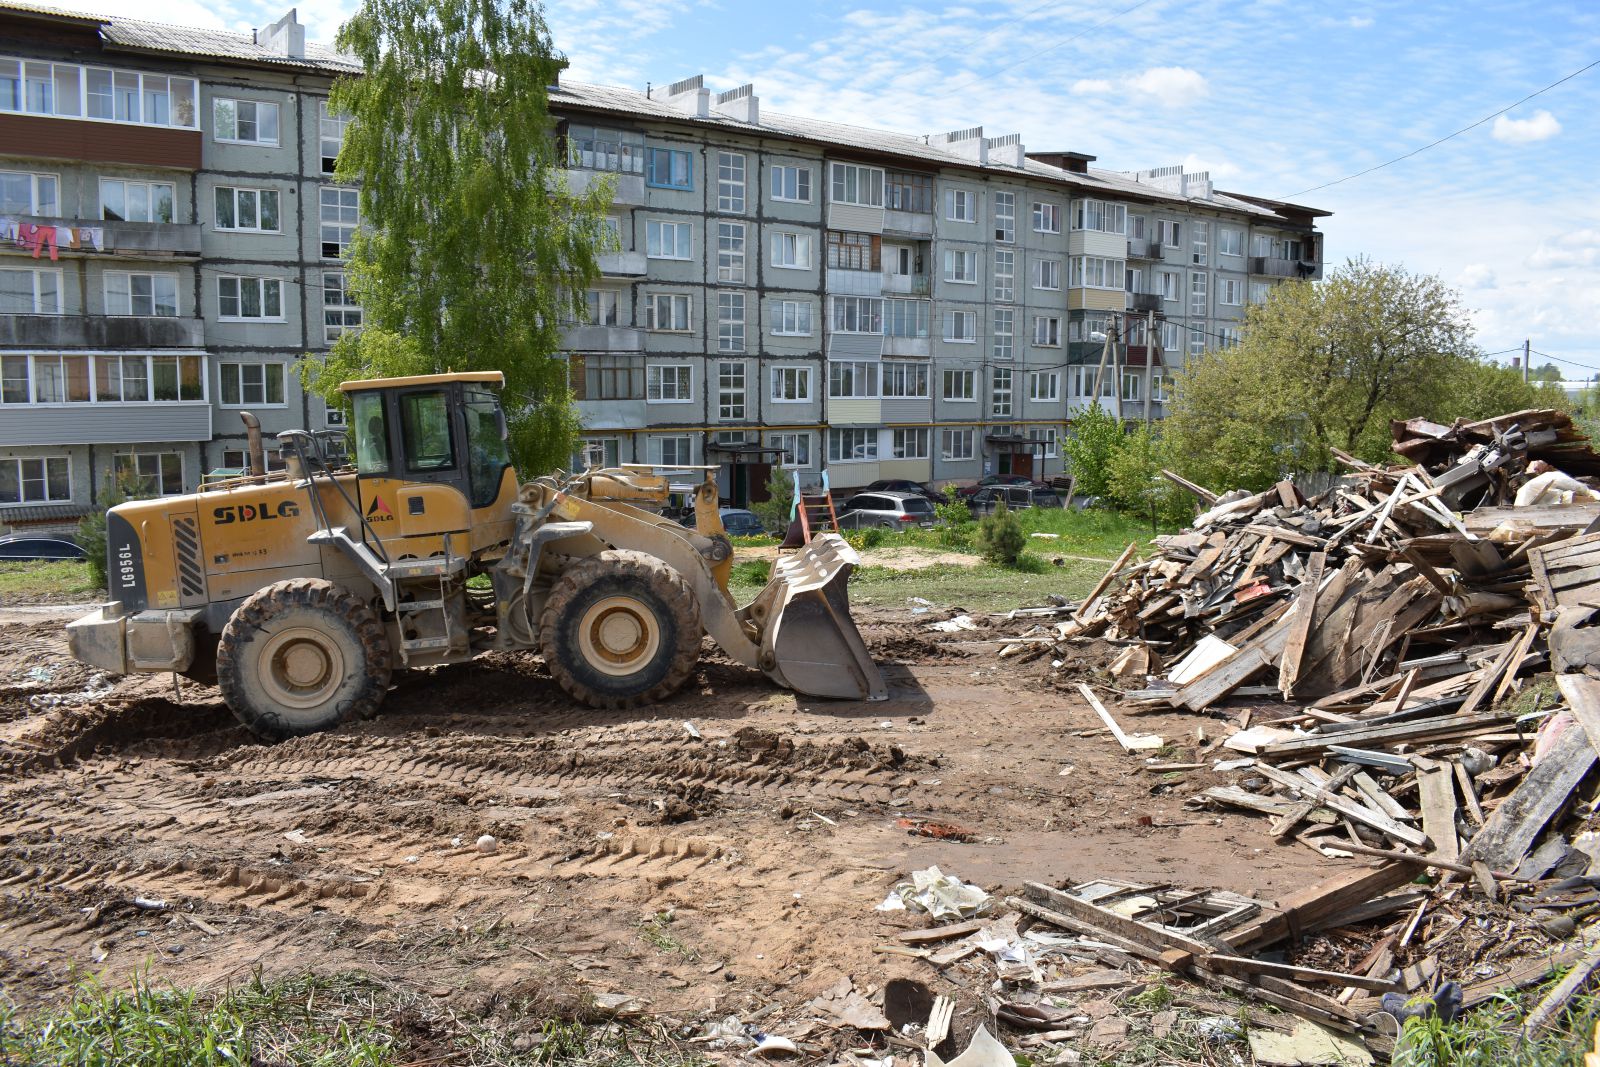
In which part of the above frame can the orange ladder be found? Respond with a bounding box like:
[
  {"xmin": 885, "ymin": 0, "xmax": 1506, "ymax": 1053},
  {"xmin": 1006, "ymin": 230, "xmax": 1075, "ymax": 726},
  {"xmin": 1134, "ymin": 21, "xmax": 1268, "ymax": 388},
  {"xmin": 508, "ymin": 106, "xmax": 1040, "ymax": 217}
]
[{"xmin": 782, "ymin": 470, "xmax": 840, "ymax": 548}]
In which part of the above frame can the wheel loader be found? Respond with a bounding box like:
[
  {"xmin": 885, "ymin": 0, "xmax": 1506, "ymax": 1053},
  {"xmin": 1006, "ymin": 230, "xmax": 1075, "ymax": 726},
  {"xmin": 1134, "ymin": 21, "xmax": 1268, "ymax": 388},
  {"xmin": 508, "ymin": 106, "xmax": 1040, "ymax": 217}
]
[{"xmin": 67, "ymin": 371, "xmax": 886, "ymax": 739}]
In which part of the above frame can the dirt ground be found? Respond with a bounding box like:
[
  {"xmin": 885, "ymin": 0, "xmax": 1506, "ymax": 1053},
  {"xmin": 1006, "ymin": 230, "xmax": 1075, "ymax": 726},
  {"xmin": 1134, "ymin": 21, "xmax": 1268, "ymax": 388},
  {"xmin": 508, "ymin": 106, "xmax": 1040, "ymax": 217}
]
[{"xmin": 0, "ymin": 597, "xmax": 1338, "ymax": 1027}]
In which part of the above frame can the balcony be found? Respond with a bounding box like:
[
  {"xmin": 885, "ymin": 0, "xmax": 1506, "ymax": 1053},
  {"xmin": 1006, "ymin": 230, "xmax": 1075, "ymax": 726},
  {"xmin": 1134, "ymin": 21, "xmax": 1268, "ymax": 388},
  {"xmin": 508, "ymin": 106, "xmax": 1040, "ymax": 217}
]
[
  {"xmin": 1250, "ymin": 256, "xmax": 1320, "ymax": 279},
  {"xmin": 1, "ymin": 216, "xmax": 203, "ymax": 259},
  {"xmin": 1126, "ymin": 237, "xmax": 1162, "ymax": 259},
  {"xmin": 1128, "ymin": 292, "xmax": 1162, "ymax": 313},
  {"xmin": 0, "ymin": 400, "xmax": 212, "ymax": 446},
  {"xmin": 597, "ymin": 250, "xmax": 647, "ymax": 277},
  {"xmin": 0, "ymin": 315, "xmax": 204, "ymax": 349},
  {"xmin": 0, "ymin": 113, "xmax": 201, "ymax": 170},
  {"xmin": 883, "ymin": 209, "xmax": 934, "ymax": 238},
  {"xmin": 560, "ymin": 324, "xmax": 644, "ymax": 352},
  {"xmin": 563, "ymin": 168, "xmax": 646, "ymax": 206},
  {"xmin": 881, "ymin": 273, "xmax": 931, "ymax": 296},
  {"xmin": 882, "ymin": 335, "xmax": 930, "ymax": 358}
]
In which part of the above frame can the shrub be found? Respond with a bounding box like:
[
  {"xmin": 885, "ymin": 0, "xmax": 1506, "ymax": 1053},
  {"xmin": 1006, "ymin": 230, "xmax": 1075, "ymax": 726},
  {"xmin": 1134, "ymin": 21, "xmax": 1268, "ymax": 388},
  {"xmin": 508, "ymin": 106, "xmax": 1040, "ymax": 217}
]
[
  {"xmin": 750, "ymin": 468, "xmax": 796, "ymax": 535},
  {"xmin": 77, "ymin": 477, "xmax": 139, "ymax": 589},
  {"xmin": 974, "ymin": 502, "xmax": 1026, "ymax": 567}
]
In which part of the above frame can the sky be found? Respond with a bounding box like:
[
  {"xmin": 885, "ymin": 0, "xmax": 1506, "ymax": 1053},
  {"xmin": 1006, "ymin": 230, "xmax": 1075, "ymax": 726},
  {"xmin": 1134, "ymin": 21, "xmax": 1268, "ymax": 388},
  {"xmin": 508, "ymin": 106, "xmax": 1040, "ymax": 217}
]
[{"xmin": 78, "ymin": 0, "xmax": 1600, "ymax": 379}]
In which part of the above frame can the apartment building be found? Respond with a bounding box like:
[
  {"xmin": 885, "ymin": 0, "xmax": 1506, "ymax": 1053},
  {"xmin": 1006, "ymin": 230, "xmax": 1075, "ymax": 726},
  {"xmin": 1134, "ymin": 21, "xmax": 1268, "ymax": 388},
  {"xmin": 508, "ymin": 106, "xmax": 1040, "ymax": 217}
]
[{"xmin": 0, "ymin": 4, "xmax": 1326, "ymax": 533}]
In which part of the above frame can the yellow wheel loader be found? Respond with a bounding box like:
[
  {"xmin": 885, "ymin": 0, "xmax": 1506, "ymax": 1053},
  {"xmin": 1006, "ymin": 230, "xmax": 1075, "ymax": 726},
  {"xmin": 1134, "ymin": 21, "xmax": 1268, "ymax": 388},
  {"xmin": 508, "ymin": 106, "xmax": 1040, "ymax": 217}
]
[{"xmin": 67, "ymin": 371, "xmax": 886, "ymax": 740}]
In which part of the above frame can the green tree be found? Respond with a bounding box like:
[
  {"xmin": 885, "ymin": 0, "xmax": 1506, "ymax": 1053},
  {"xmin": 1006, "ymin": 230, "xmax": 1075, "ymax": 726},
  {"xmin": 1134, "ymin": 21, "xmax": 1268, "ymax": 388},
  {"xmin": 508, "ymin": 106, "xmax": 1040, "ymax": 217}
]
[
  {"xmin": 750, "ymin": 468, "xmax": 795, "ymax": 536},
  {"xmin": 1163, "ymin": 258, "xmax": 1564, "ymax": 491},
  {"xmin": 974, "ymin": 503, "xmax": 1026, "ymax": 566},
  {"xmin": 1106, "ymin": 424, "xmax": 1192, "ymax": 530},
  {"xmin": 1061, "ymin": 402, "xmax": 1126, "ymax": 498},
  {"xmin": 305, "ymin": 0, "xmax": 613, "ymax": 475}
]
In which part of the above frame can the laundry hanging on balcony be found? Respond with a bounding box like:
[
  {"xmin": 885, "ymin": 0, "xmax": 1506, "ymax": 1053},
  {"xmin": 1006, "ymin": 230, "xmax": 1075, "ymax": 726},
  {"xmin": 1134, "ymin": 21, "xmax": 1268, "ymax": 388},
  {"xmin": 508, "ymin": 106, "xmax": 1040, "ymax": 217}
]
[{"xmin": 0, "ymin": 219, "xmax": 105, "ymax": 260}]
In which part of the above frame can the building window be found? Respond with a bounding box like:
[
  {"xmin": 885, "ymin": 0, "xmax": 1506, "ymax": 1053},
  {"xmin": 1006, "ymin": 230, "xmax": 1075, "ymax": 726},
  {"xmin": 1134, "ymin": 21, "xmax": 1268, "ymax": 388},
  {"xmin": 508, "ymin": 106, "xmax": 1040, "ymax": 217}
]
[
  {"xmin": 770, "ymin": 431, "xmax": 812, "ymax": 467},
  {"xmin": 830, "ymin": 296, "xmax": 882, "ymax": 334},
  {"xmin": 886, "ymin": 171, "xmax": 933, "ymax": 213},
  {"xmin": 771, "ymin": 230, "xmax": 812, "ymax": 269},
  {"xmin": 993, "ymin": 248, "xmax": 1014, "ymax": 302},
  {"xmin": 943, "ymin": 249, "xmax": 978, "ymax": 284},
  {"xmin": 646, "ymin": 364, "xmax": 693, "ymax": 402},
  {"xmin": 218, "ymin": 275, "xmax": 282, "ymax": 320},
  {"xmin": 1033, "ymin": 259, "xmax": 1060, "ymax": 290},
  {"xmin": 1189, "ymin": 326, "xmax": 1206, "ymax": 357},
  {"xmin": 1218, "ymin": 326, "xmax": 1241, "ymax": 347},
  {"xmin": 994, "ymin": 191, "xmax": 1015, "ymax": 243},
  {"xmin": 0, "ymin": 61, "xmax": 197, "ymax": 127},
  {"xmin": 0, "ymin": 455, "xmax": 70, "ymax": 502},
  {"xmin": 945, "ymin": 188, "xmax": 977, "ymax": 222},
  {"xmin": 0, "ymin": 170, "xmax": 57, "ymax": 215},
  {"xmin": 1033, "ymin": 315, "xmax": 1060, "ymax": 347},
  {"xmin": 645, "ymin": 147, "xmax": 692, "ymax": 189},
  {"xmin": 992, "ymin": 308, "xmax": 1013, "ymax": 360},
  {"xmin": 114, "ymin": 451, "xmax": 183, "ymax": 496},
  {"xmin": 1190, "ymin": 271, "xmax": 1208, "ymax": 317},
  {"xmin": 323, "ymin": 272, "xmax": 362, "ymax": 342},
  {"xmin": 653, "ymin": 435, "xmax": 694, "ymax": 466},
  {"xmin": 716, "ymin": 151, "xmax": 746, "ymax": 212},
  {"xmin": 771, "ymin": 165, "xmax": 812, "ymax": 203},
  {"xmin": 581, "ymin": 288, "xmax": 619, "ymax": 326},
  {"xmin": 646, "ymin": 219, "xmax": 693, "ymax": 260},
  {"xmin": 215, "ymin": 186, "xmax": 280, "ymax": 232},
  {"xmin": 571, "ymin": 355, "xmax": 644, "ymax": 401},
  {"xmin": 1126, "ymin": 267, "xmax": 1143, "ymax": 294},
  {"xmin": 1121, "ymin": 372, "xmax": 1143, "ymax": 402},
  {"xmin": 1029, "ymin": 371, "xmax": 1060, "ymax": 402},
  {"xmin": 827, "ymin": 231, "xmax": 879, "ymax": 271},
  {"xmin": 992, "ymin": 367, "xmax": 1013, "ymax": 417},
  {"xmin": 1159, "ymin": 270, "xmax": 1181, "ymax": 301},
  {"xmin": 771, "ymin": 300, "xmax": 812, "ymax": 336},
  {"xmin": 717, "ymin": 221, "xmax": 745, "ymax": 283},
  {"xmin": 318, "ymin": 186, "xmax": 358, "ymax": 258},
  {"xmin": 1126, "ymin": 317, "xmax": 1147, "ymax": 345},
  {"xmin": 1191, "ymin": 220, "xmax": 1209, "ymax": 265},
  {"xmin": 829, "ymin": 162, "xmax": 883, "ymax": 207},
  {"xmin": 1158, "ymin": 219, "xmax": 1181, "ymax": 248},
  {"xmin": 100, "ymin": 178, "xmax": 174, "ymax": 223},
  {"xmin": 717, "ymin": 291, "xmax": 745, "ymax": 352},
  {"xmin": 2, "ymin": 354, "xmax": 201, "ymax": 404},
  {"xmin": 1250, "ymin": 280, "xmax": 1273, "ymax": 304},
  {"xmin": 1070, "ymin": 256, "xmax": 1125, "ymax": 289},
  {"xmin": 1161, "ymin": 321, "xmax": 1183, "ymax": 353},
  {"xmin": 1071, "ymin": 199, "xmax": 1126, "ymax": 234},
  {"xmin": 1218, "ymin": 277, "xmax": 1244, "ymax": 306},
  {"xmin": 1032, "ymin": 201, "xmax": 1062, "ymax": 233},
  {"xmin": 892, "ymin": 427, "xmax": 930, "ymax": 459},
  {"xmin": 1028, "ymin": 427, "xmax": 1059, "ymax": 458},
  {"xmin": 219, "ymin": 362, "xmax": 286, "ymax": 407},
  {"xmin": 1152, "ymin": 374, "xmax": 1173, "ymax": 402},
  {"xmin": 644, "ymin": 293, "xmax": 692, "ymax": 332},
  {"xmin": 940, "ymin": 428, "xmax": 975, "ymax": 461},
  {"xmin": 1218, "ymin": 227, "xmax": 1243, "ymax": 257},
  {"xmin": 882, "ymin": 361, "xmax": 929, "ymax": 398},
  {"xmin": 943, "ymin": 310, "xmax": 977, "ymax": 343},
  {"xmin": 213, "ymin": 97, "xmax": 279, "ymax": 145},
  {"xmin": 884, "ymin": 298, "xmax": 930, "ymax": 338},
  {"xmin": 716, "ymin": 360, "xmax": 746, "ymax": 419},
  {"xmin": 828, "ymin": 427, "xmax": 878, "ymax": 462},
  {"xmin": 1070, "ymin": 314, "xmax": 1111, "ymax": 344},
  {"xmin": 572, "ymin": 437, "xmax": 621, "ymax": 470},
  {"xmin": 828, "ymin": 360, "xmax": 879, "ymax": 399},
  {"xmin": 319, "ymin": 102, "xmax": 348, "ymax": 174},
  {"xmin": 771, "ymin": 366, "xmax": 812, "ymax": 402},
  {"xmin": 566, "ymin": 125, "xmax": 645, "ymax": 174},
  {"xmin": 106, "ymin": 272, "xmax": 178, "ymax": 317},
  {"xmin": 0, "ymin": 268, "xmax": 61, "ymax": 314},
  {"xmin": 943, "ymin": 368, "xmax": 975, "ymax": 401}
]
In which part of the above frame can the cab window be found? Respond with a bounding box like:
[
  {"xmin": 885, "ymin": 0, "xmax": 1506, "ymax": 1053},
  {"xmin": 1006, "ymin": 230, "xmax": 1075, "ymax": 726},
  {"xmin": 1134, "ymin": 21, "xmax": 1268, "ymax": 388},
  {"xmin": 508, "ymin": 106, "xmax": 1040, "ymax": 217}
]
[
  {"xmin": 352, "ymin": 392, "xmax": 390, "ymax": 475},
  {"xmin": 400, "ymin": 391, "xmax": 455, "ymax": 471},
  {"xmin": 464, "ymin": 391, "xmax": 511, "ymax": 507}
]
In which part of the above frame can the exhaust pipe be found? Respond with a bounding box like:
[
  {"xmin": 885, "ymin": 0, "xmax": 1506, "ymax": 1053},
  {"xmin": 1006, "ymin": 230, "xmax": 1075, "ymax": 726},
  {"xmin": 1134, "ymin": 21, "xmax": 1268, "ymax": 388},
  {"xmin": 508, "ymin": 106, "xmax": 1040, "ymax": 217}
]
[{"xmin": 240, "ymin": 411, "xmax": 265, "ymax": 481}]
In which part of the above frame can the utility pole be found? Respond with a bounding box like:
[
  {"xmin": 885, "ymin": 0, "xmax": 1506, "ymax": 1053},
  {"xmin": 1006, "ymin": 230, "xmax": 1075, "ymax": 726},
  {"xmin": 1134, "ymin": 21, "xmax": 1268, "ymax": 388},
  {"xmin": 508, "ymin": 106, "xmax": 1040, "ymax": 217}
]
[
  {"xmin": 1523, "ymin": 338, "xmax": 1531, "ymax": 383},
  {"xmin": 1090, "ymin": 317, "xmax": 1115, "ymax": 410},
  {"xmin": 1144, "ymin": 308, "xmax": 1156, "ymax": 428}
]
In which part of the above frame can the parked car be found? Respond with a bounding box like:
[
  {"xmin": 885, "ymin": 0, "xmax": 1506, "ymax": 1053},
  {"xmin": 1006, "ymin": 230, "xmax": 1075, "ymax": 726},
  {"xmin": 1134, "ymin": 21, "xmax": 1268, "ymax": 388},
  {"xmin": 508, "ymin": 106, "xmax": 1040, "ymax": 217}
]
[
  {"xmin": 679, "ymin": 507, "xmax": 770, "ymax": 537},
  {"xmin": 836, "ymin": 491, "xmax": 939, "ymax": 530},
  {"xmin": 0, "ymin": 535, "xmax": 86, "ymax": 561},
  {"xmin": 862, "ymin": 478, "xmax": 940, "ymax": 502},
  {"xmin": 956, "ymin": 474, "xmax": 1047, "ymax": 500},
  {"xmin": 967, "ymin": 484, "xmax": 1064, "ymax": 516}
]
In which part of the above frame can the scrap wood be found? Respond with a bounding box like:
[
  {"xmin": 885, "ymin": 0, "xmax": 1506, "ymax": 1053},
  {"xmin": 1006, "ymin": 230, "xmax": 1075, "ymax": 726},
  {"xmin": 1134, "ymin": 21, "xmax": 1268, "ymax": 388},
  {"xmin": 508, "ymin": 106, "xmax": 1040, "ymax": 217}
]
[
  {"xmin": 1205, "ymin": 953, "xmax": 1399, "ymax": 993},
  {"xmin": 1162, "ymin": 468, "xmax": 1219, "ymax": 505},
  {"xmin": 1223, "ymin": 864, "xmax": 1421, "ymax": 954},
  {"xmin": 1522, "ymin": 935, "xmax": 1600, "ymax": 1036},
  {"xmin": 1074, "ymin": 683, "xmax": 1161, "ymax": 753},
  {"xmin": 1467, "ymin": 722, "xmax": 1598, "ymax": 871},
  {"xmin": 1254, "ymin": 762, "xmax": 1430, "ymax": 848},
  {"xmin": 897, "ymin": 919, "xmax": 986, "ymax": 944}
]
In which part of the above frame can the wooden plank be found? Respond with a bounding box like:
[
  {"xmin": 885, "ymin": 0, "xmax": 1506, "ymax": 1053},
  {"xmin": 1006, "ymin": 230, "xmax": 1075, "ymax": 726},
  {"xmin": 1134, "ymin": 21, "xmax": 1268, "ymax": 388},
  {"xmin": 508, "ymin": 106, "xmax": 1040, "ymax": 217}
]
[
  {"xmin": 1161, "ymin": 468, "xmax": 1218, "ymax": 505},
  {"xmin": 1556, "ymin": 673, "xmax": 1600, "ymax": 762},
  {"xmin": 1205, "ymin": 953, "xmax": 1399, "ymax": 992},
  {"xmin": 1176, "ymin": 532, "xmax": 1228, "ymax": 587},
  {"xmin": 1461, "ymin": 943, "xmax": 1589, "ymax": 1010},
  {"xmin": 1175, "ymin": 616, "xmax": 1293, "ymax": 712},
  {"xmin": 1414, "ymin": 758, "xmax": 1461, "ymax": 863},
  {"xmin": 1007, "ymin": 898, "xmax": 1172, "ymax": 968},
  {"xmin": 1278, "ymin": 550, "xmax": 1326, "ymax": 699},
  {"xmin": 1076, "ymin": 683, "xmax": 1161, "ymax": 753},
  {"xmin": 1271, "ymin": 764, "xmax": 1357, "ymax": 840},
  {"xmin": 1038, "ymin": 970, "xmax": 1142, "ymax": 994},
  {"xmin": 1243, "ymin": 524, "xmax": 1326, "ymax": 549},
  {"xmin": 1022, "ymin": 881, "xmax": 1213, "ymax": 957},
  {"xmin": 1256, "ymin": 763, "xmax": 1431, "ymax": 848},
  {"xmin": 1522, "ymin": 937, "xmax": 1600, "ymax": 1036},
  {"xmin": 1455, "ymin": 630, "xmax": 1525, "ymax": 718},
  {"xmin": 1261, "ymin": 708, "xmax": 1519, "ymax": 757},
  {"xmin": 897, "ymin": 919, "xmax": 986, "ymax": 944},
  {"xmin": 1467, "ymin": 722, "xmax": 1598, "ymax": 871},
  {"xmin": 1074, "ymin": 541, "xmax": 1138, "ymax": 620},
  {"xmin": 1491, "ymin": 622, "xmax": 1541, "ymax": 705},
  {"xmin": 1223, "ymin": 864, "xmax": 1422, "ymax": 953}
]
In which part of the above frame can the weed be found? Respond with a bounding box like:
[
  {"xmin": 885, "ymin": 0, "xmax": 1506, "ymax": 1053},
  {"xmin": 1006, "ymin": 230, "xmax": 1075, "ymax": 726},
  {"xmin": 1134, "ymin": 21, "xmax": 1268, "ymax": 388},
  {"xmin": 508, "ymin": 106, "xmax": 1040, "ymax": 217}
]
[
  {"xmin": 637, "ymin": 910, "xmax": 699, "ymax": 961},
  {"xmin": 1390, "ymin": 986, "xmax": 1600, "ymax": 1067},
  {"xmin": 1130, "ymin": 976, "xmax": 1175, "ymax": 1011}
]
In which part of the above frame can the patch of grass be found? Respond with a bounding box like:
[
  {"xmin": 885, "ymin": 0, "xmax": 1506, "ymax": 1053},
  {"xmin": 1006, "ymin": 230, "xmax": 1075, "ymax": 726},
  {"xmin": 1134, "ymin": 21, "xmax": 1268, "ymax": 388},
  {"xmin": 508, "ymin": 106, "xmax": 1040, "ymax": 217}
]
[
  {"xmin": 0, "ymin": 559, "xmax": 102, "ymax": 600},
  {"xmin": 637, "ymin": 910, "xmax": 699, "ymax": 961},
  {"xmin": 1503, "ymin": 674, "xmax": 1561, "ymax": 719},
  {"xmin": 730, "ymin": 557, "xmax": 1111, "ymax": 612},
  {"xmin": 1392, "ymin": 986, "xmax": 1600, "ymax": 1067}
]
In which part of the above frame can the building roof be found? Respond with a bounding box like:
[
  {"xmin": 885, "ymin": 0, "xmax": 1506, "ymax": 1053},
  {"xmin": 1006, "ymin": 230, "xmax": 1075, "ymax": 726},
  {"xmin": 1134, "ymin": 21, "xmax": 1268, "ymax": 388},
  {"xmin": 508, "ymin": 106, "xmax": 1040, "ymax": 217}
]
[{"xmin": 550, "ymin": 79, "xmax": 1326, "ymax": 225}]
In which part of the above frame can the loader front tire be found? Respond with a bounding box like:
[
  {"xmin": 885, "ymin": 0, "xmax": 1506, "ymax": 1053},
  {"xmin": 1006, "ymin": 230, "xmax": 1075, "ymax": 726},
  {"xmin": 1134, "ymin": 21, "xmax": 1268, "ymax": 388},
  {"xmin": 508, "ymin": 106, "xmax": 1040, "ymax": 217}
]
[
  {"xmin": 217, "ymin": 579, "xmax": 393, "ymax": 741},
  {"xmin": 539, "ymin": 551, "xmax": 700, "ymax": 709}
]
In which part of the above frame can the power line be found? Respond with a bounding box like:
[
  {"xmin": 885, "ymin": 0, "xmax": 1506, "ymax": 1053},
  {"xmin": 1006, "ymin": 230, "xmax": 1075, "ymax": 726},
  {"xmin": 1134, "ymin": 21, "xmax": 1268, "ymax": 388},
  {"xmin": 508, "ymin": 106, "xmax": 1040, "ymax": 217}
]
[
  {"xmin": 1283, "ymin": 56, "xmax": 1600, "ymax": 199},
  {"xmin": 1530, "ymin": 348, "xmax": 1600, "ymax": 374}
]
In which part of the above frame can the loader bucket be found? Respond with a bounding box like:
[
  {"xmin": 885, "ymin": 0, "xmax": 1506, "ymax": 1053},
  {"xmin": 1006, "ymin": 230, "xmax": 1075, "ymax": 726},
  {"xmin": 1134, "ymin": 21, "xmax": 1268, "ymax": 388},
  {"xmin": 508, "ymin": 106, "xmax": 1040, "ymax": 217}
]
[{"xmin": 754, "ymin": 534, "xmax": 888, "ymax": 701}]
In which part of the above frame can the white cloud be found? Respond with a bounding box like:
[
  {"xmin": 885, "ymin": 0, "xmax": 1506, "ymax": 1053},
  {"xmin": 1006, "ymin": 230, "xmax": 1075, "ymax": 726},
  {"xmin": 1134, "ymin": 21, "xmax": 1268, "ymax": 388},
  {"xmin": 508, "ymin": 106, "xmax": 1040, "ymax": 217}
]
[
  {"xmin": 1347, "ymin": 16, "xmax": 1374, "ymax": 28},
  {"xmin": 1181, "ymin": 152, "xmax": 1240, "ymax": 179},
  {"xmin": 1070, "ymin": 78, "xmax": 1114, "ymax": 95},
  {"xmin": 1492, "ymin": 109, "xmax": 1562, "ymax": 145},
  {"xmin": 1528, "ymin": 228, "xmax": 1600, "ymax": 270},
  {"xmin": 1126, "ymin": 66, "xmax": 1210, "ymax": 107},
  {"xmin": 1458, "ymin": 263, "xmax": 1497, "ymax": 290}
]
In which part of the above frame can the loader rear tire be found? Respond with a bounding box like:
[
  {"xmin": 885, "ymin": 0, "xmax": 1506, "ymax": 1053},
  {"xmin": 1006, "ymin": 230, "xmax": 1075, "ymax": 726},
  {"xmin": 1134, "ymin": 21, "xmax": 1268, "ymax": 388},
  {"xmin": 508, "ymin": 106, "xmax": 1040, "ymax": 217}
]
[
  {"xmin": 539, "ymin": 550, "xmax": 699, "ymax": 710},
  {"xmin": 217, "ymin": 578, "xmax": 393, "ymax": 741}
]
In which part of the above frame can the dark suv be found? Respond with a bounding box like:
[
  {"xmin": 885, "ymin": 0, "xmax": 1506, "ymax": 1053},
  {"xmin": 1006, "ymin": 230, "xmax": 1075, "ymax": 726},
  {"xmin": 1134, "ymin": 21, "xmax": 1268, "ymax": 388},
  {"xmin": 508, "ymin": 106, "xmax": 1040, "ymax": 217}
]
[{"xmin": 967, "ymin": 484, "xmax": 1063, "ymax": 515}]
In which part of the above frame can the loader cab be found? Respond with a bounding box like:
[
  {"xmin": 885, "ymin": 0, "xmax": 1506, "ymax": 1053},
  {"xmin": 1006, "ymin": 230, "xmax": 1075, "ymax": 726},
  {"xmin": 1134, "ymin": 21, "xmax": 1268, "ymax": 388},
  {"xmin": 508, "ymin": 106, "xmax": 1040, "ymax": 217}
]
[{"xmin": 339, "ymin": 372, "xmax": 516, "ymax": 536}]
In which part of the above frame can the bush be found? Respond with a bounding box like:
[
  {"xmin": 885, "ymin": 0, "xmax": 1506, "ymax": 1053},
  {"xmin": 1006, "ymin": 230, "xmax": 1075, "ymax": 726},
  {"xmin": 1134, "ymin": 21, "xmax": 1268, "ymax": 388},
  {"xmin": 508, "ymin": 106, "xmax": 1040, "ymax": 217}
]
[
  {"xmin": 974, "ymin": 502, "xmax": 1026, "ymax": 567},
  {"xmin": 77, "ymin": 477, "xmax": 138, "ymax": 589},
  {"xmin": 750, "ymin": 467, "xmax": 797, "ymax": 536}
]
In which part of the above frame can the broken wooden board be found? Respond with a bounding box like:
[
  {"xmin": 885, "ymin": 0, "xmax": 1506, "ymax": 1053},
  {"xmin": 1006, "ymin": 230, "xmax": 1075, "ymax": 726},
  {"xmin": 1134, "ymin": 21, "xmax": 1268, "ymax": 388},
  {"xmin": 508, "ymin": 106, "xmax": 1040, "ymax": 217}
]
[
  {"xmin": 1413, "ymin": 758, "xmax": 1461, "ymax": 864},
  {"xmin": 1556, "ymin": 673, "xmax": 1600, "ymax": 762},
  {"xmin": 1223, "ymin": 864, "xmax": 1421, "ymax": 953},
  {"xmin": 1278, "ymin": 550, "xmax": 1327, "ymax": 699},
  {"xmin": 1467, "ymin": 721, "xmax": 1598, "ymax": 871}
]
